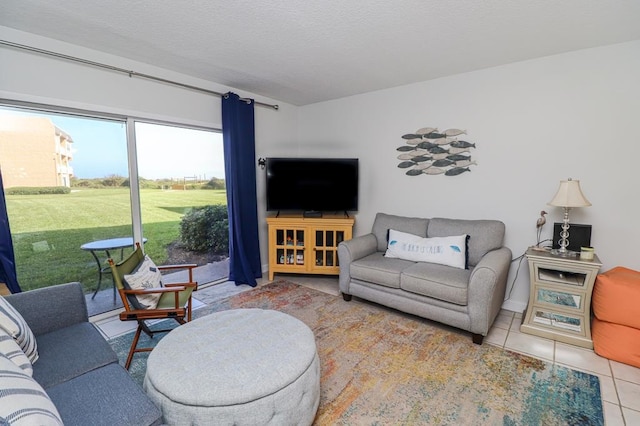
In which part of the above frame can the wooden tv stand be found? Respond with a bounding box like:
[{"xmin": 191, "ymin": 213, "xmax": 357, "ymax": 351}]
[{"xmin": 267, "ymin": 214, "xmax": 354, "ymax": 280}]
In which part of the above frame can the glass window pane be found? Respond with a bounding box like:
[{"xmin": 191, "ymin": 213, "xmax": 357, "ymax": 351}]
[
  {"xmin": 134, "ymin": 122, "xmax": 227, "ymax": 277},
  {"xmin": 0, "ymin": 108, "xmax": 131, "ymax": 301}
]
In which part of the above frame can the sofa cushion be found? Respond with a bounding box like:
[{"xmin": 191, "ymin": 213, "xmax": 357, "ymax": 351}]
[
  {"xmin": 372, "ymin": 213, "xmax": 429, "ymax": 252},
  {"xmin": 0, "ymin": 295, "xmax": 39, "ymax": 363},
  {"xmin": 428, "ymin": 218, "xmax": 505, "ymax": 267},
  {"xmin": 0, "ymin": 327, "xmax": 33, "ymax": 376},
  {"xmin": 400, "ymin": 262, "xmax": 472, "ymax": 305},
  {"xmin": 385, "ymin": 229, "xmax": 468, "ymax": 269},
  {"xmin": 33, "ymin": 322, "xmax": 118, "ymax": 389},
  {"xmin": 46, "ymin": 363, "xmax": 162, "ymax": 426},
  {"xmin": 351, "ymin": 252, "xmax": 414, "ymax": 289},
  {"xmin": 0, "ymin": 352, "xmax": 63, "ymax": 425}
]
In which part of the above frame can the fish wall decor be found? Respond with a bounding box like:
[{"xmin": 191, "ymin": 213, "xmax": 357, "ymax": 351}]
[{"xmin": 396, "ymin": 127, "xmax": 477, "ymax": 176}]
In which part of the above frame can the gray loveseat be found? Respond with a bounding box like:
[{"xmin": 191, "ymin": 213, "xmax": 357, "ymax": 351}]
[
  {"xmin": 338, "ymin": 213, "xmax": 512, "ymax": 344},
  {"xmin": 5, "ymin": 282, "xmax": 162, "ymax": 426}
]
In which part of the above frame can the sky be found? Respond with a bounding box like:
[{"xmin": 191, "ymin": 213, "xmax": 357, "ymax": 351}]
[{"xmin": 0, "ymin": 107, "xmax": 225, "ymax": 180}]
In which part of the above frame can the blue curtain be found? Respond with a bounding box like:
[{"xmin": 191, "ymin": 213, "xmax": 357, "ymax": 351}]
[
  {"xmin": 222, "ymin": 93, "xmax": 262, "ymax": 286},
  {"xmin": 0, "ymin": 169, "xmax": 21, "ymax": 293}
]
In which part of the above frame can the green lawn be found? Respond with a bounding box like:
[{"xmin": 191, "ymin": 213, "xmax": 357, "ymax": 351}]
[{"xmin": 6, "ymin": 188, "xmax": 226, "ymax": 293}]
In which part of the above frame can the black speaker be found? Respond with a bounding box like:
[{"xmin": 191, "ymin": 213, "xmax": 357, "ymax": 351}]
[{"xmin": 552, "ymin": 223, "xmax": 592, "ymax": 252}]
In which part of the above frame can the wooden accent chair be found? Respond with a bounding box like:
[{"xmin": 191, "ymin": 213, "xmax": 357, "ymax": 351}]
[{"xmin": 108, "ymin": 243, "xmax": 198, "ymax": 369}]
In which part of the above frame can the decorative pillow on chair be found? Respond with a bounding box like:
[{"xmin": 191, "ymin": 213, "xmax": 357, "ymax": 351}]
[
  {"xmin": 0, "ymin": 327, "xmax": 33, "ymax": 376},
  {"xmin": 385, "ymin": 229, "xmax": 469, "ymax": 269},
  {"xmin": 123, "ymin": 255, "xmax": 164, "ymax": 310},
  {"xmin": 0, "ymin": 353, "xmax": 63, "ymax": 425},
  {"xmin": 0, "ymin": 297, "xmax": 38, "ymax": 363}
]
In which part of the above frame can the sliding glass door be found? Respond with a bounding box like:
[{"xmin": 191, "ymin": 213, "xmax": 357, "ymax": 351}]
[{"xmin": 0, "ymin": 105, "xmax": 227, "ymax": 315}]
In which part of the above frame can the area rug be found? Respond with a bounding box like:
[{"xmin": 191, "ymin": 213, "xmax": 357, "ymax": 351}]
[{"xmin": 109, "ymin": 280, "xmax": 604, "ymax": 425}]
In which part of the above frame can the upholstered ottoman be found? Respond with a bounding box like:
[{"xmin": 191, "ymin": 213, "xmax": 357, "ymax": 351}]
[
  {"xmin": 144, "ymin": 308, "xmax": 320, "ymax": 425},
  {"xmin": 592, "ymin": 266, "xmax": 640, "ymax": 368}
]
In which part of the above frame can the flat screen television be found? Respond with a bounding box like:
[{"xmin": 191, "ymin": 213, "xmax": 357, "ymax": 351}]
[{"xmin": 266, "ymin": 157, "xmax": 359, "ymax": 216}]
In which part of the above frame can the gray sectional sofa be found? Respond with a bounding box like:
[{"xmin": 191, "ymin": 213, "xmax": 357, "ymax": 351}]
[
  {"xmin": 5, "ymin": 282, "xmax": 162, "ymax": 426},
  {"xmin": 338, "ymin": 213, "xmax": 512, "ymax": 344}
]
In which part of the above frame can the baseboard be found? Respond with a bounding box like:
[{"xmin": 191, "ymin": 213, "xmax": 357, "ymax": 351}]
[{"xmin": 501, "ymin": 299, "xmax": 527, "ymax": 314}]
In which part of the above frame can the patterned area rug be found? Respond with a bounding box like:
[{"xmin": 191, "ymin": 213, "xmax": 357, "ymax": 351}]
[{"xmin": 109, "ymin": 280, "xmax": 604, "ymax": 425}]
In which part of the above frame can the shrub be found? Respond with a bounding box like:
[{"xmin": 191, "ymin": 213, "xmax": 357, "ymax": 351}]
[
  {"xmin": 179, "ymin": 204, "xmax": 229, "ymax": 254},
  {"xmin": 202, "ymin": 178, "xmax": 225, "ymax": 190},
  {"xmin": 5, "ymin": 186, "xmax": 71, "ymax": 195}
]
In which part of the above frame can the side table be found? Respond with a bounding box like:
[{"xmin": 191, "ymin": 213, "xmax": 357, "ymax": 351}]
[{"xmin": 520, "ymin": 248, "xmax": 602, "ymax": 349}]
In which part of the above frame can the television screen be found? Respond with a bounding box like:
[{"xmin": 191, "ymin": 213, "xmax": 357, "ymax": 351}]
[{"xmin": 266, "ymin": 158, "xmax": 359, "ymax": 214}]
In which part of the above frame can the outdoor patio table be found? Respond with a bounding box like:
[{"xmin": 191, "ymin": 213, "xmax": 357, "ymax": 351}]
[{"xmin": 81, "ymin": 237, "xmax": 147, "ymax": 300}]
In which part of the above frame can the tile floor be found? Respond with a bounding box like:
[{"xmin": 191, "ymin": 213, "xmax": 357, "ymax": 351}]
[{"xmin": 92, "ymin": 276, "xmax": 639, "ymax": 426}]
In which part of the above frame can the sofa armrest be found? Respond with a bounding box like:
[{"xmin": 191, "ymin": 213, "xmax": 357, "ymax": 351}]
[
  {"xmin": 467, "ymin": 247, "xmax": 512, "ymax": 335},
  {"xmin": 5, "ymin": 282, "xmax": 89, "ymax": 336},
  {"xmin": 338, "ymin": 233, "xmax": 378, "ymax": 294}
]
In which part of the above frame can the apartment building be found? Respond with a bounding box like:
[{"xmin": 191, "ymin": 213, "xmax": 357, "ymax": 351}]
[{"xmin": 0, "ymin": 115, "xmax": 74, "ymax": 188}]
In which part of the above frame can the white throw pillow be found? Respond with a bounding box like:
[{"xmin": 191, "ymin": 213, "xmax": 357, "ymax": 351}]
[
  {"xmin": 0, "ymin": 327, "xmax": 33, "ymax": 376},
  {"xmin": 0, "ymin": 296, "xmax": 39, "ymax": 363},
  {"xmin": 385, "ymin": 229, "xmax": 468, "ymax": 269},
  {"xmin": 123, "ymin": 254, "xmax": 163, "ymax": 309},
  {"xmin": 0, "ymin": 353, "xmax": 63, "ymax": 425}
]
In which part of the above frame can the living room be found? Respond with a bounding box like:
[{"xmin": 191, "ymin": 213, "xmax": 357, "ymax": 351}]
[{"xmin": 1, "ymin": 2, "xmax": 639, "ymax": 425}]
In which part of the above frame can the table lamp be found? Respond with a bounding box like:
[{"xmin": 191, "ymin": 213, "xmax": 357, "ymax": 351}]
[{"xmin": 547, "ymin": 178, "xmax": 591, "ymax": 256}]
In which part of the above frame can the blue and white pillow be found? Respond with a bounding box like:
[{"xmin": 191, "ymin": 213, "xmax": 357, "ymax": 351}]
[
  {"xmin": 0, "ymin": 353, "xmax": 62, "ymax": 425},
  {"xmin": 385, "ymin": 229, "xmax": 468, "ymax": 269},
  {"xmin": 124, "ymin": 255, "xmax": 164, "ymax": 309},
  {"xmin": 0, "ymin": 297, "xmax": 38, "ymax": 363}
]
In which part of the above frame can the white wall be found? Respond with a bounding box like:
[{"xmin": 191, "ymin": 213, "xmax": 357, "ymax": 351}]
[
  {"xmin": 295, "ymin": 40, "xmax": 640, "ymax": 311},
  {"xmin": 0, "ymin": 26, "xmax": 298, "ymax": 270}
]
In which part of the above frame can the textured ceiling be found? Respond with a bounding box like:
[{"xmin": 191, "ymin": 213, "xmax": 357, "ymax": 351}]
[{"xmin": 1, "ymin": 0, "xmax": 640, "ymax": 105}]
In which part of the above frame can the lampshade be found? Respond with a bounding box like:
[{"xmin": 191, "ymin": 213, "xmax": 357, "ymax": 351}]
[{"xmin": 547, "ymin": 178, "xmax": 591, "ymax": 208}]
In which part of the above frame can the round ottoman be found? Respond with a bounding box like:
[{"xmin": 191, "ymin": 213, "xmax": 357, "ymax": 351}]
[{"xmin": 144, "ymin": 308, "xmax": 320, "ymax": 425}]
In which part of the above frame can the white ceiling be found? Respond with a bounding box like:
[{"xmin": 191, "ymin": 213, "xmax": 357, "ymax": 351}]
[{"xmin": 2, "ymin": 0, "xmax": 640, "ymax": 106}]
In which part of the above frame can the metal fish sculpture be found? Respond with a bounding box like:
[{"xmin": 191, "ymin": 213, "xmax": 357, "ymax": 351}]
[
  {"xmin": 402, "ymin": 134, "xmax": 422, "ymax": 140},
  {"xmin": 415, "ymin": 127, "xmax": 437, "ymax": 135},
  {"xmin": 398, "ymin": 126, "xmax": 477, "ymax": 176},
  {"xmin": 397, "ymin": 153, "xmax": 415, "ymax": 160},
  {"xmin": 430, "ymin": 153, "xmax": 450, "ymax": 160},
  {"xmin": 455, "ymin": 160, "xmax": 478, "ymax": 167},
  {"xmin": 406, "ymin": 169, "xmax": 423, "ymax": 176},
  {"xmin": 450, "ymin": 140, "xmax": 476, "ymax": 149},
  {"xmin": 432, "ymin": 159, "xmax": 455, "ymax": 167},
  {"xmin": 397, "ymin": 161, "xmax": 416, "ymax": 168},
  {"xmin": 443, "ymin": 129, "xmax": 466, "ymax": 137},
  {"xmin": 448, "ymin": 147, "xmax": 471, "ymax": 154},
  {"xmin": 417, "ymin": 141, "xmax": 438, "ymax": 150},
  {"xmin": 446, "ymin": 154, "xmax": 471, "ymax": 162},
  {"xmin": 445, "ymin": 167, "xmax": 471, "ymax": 176},
  {"xmin": 427, "ymin": 146, "xmax": 449, "ymax": 154},
  {"xmin": 423, "ymin": 167, "xmax": 446, "ymax": 175},
  {"xmin": 425, "ymin": 132, "xmax": 446, "ymax": 139},
  {"xmin": 433, "ymin": 137, "xmax": 456, "ymax": 146}
]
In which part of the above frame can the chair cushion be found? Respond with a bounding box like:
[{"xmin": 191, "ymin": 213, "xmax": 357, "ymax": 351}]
[
  {"xmin": 428, "ymin": 218, "xmax": 505, "ymax": 267},
  {"xmin": 0, "ymin": 327, "xmax": 32, "ymax": 376},
  {"xmin": 0, "ymin": 295, "xmax": 38, "ymax": 363},
  {"xmin": 350, "ymin": 252, "xmax": 414, "ymax": 289},
  {"xmin": 124, "ymin": 255, "xmax": 163, "ymax": 310},
  {"xmin": 32, "ymin": 322, "xmax": 118, "ymax": 389},
  {"xmin": 385, "ymin": 229, "xmax": 468, "ymax": 269},
  {"xmin": 0, "ymin": 353, "xmax": 63, "ymax": 425},
  {"xmin": 401, "ymin": 262, "xmax": 471, "ymax": 305},
  {"xmin": 46, "ymin": 363, "xmax": 162, "ymax": 426}
]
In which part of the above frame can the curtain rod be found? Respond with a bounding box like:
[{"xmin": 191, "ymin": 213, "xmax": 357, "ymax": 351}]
[{"xmin": 0, "ymin": 40, "xmax": 279, "ymax": 110}]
